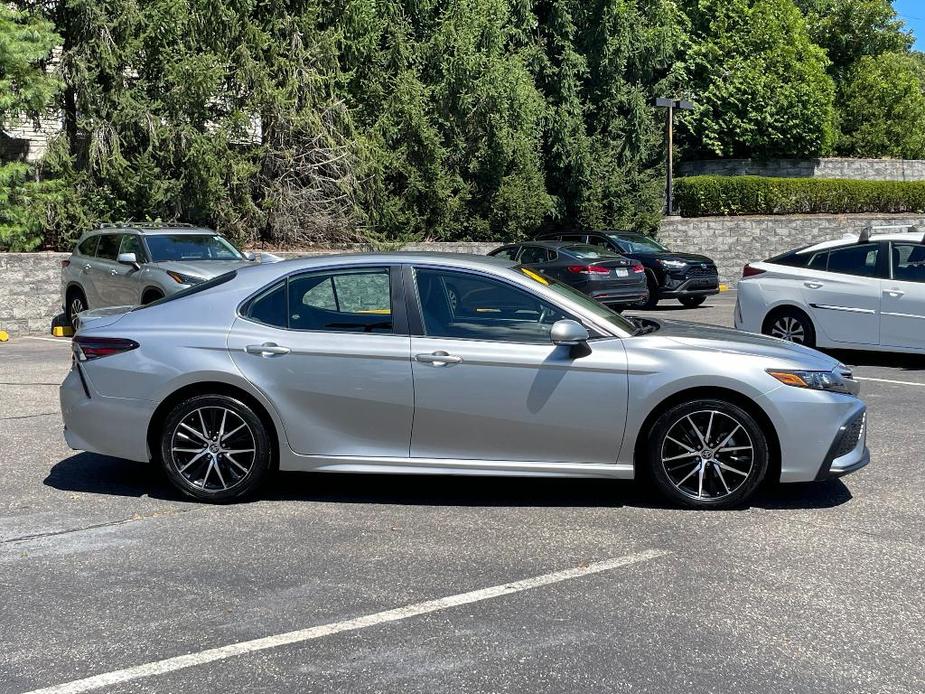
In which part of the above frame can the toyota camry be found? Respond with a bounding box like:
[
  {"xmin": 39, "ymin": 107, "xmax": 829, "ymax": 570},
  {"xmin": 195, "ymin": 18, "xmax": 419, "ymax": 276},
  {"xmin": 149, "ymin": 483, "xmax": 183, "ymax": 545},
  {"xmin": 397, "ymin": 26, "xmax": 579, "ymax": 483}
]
[{"xmin": 60, "ymin": 253, "xmax": 869, "ymax": 509}]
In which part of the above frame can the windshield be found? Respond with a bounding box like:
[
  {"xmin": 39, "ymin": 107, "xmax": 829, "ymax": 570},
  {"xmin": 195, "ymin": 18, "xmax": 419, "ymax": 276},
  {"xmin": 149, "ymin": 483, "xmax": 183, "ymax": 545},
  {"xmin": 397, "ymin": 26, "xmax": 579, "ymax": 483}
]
[
  {"xmin": 609, "ymin": 233, "xmax": 668, "ymax": 254},
  {"xmin": 562, "ymin": 244, "xmax": 622, "ymax": 260},
  {"xmin": 146, "ymin": 234, "xmax": 243, "ymax": 262},
  {"xmin": 516, "ymin": 267, "xmax": 637, "ymax": 334}
]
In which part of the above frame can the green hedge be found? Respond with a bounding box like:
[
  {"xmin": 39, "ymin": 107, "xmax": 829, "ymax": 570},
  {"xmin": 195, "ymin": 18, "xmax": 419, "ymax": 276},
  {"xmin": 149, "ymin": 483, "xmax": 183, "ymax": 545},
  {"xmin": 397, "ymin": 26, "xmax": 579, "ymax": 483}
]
[{"xmin": 674, "ymin": 175, "xmax": 925, "ymax": 217}]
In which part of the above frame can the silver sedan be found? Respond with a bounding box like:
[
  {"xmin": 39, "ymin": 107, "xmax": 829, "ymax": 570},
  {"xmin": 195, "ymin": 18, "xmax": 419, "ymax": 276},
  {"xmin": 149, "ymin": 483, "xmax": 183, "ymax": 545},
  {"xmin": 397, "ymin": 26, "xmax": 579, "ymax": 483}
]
[{"xmin": 60, "ymin": 253, "xmax": 869, "ymax": 509}]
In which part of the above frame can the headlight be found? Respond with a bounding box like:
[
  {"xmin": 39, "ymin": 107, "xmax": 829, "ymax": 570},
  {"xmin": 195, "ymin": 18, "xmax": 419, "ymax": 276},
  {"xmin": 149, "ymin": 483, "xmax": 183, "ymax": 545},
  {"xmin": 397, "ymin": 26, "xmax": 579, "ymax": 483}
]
[
  {"xmin": 166, "ymin": 271, "xmax": 205, "ymax": 285},
  {"xmin": 766, "ymin": 369, "xmax": 853, "ymax": 394},
  {"xmin": 659, "ymin": 259, "xmax": 687, "ymax": 269}
]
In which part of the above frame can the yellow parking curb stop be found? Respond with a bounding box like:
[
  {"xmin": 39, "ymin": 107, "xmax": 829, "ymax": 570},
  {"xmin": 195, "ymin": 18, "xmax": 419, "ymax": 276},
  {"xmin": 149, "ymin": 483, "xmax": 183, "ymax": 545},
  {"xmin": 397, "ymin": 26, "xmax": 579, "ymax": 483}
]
[
  {"xmin": 0, "ymin": 330, "xmax": 8, "ymax": 342},
  {"xmin": 52, "ymin": 326, "xmax": 74, "ymax": 338},
  {"xmin": 719, "ymin": 284, "xmax": 729, "ymax": 292}
]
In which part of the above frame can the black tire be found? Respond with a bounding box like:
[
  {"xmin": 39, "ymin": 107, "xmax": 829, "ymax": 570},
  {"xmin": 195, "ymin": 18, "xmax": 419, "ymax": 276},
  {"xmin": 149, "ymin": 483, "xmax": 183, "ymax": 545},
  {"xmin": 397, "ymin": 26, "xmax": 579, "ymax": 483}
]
[
  {"xmin": 647, "ymin": 399, "xmax": 769, "ymax": 509},
  {"xmin": 159, "ymin": 394, "xmax": 272, "ymax": 502},
  {"xmin": 679, "ymin": 296, "xmax": 706, "ymax": 308},
  {"xmin": 762, "ymin": 307, "xmax": 816, "ymax": 348},
  {"xmin": 635, "ymin": 273, "xmax": 659, "ymax": 309},
  {"xmin": 141, "ymin": 289, "xmax": 164, "ymax": 305},
  {"xmin": 65, "ymin": 287, "xmax": 88, "ymax": 329}
]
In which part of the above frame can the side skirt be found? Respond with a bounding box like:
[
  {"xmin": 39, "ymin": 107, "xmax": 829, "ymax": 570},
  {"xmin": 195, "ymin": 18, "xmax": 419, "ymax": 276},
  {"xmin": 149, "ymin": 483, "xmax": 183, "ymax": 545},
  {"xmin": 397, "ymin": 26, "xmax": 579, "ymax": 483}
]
[{"xmin": 279, "ymin": 453, "xmax": 635, "ymax": 480}]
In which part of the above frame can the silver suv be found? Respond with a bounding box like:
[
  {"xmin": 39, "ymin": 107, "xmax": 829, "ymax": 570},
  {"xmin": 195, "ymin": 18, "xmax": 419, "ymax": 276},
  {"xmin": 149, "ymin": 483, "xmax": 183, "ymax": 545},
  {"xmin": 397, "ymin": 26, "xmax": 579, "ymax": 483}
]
[{"xmin": 61, "ymin": 223, "xmax": 262, "ymax": 327}]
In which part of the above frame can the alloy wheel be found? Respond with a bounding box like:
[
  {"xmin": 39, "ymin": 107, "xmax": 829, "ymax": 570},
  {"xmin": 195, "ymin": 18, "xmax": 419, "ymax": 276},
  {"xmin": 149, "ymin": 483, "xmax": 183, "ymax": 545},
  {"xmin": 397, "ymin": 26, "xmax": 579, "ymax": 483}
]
[
  {"xmin": 769, "ymin": 316, "xmax": 805, "ymax": 343},
  {"xmin": 169, "ymin": 406, "xmax": 256, "ymax": 492},
  {"xmin": 660, "ymin": 410, "xmax": 755, "ymax": 502}
]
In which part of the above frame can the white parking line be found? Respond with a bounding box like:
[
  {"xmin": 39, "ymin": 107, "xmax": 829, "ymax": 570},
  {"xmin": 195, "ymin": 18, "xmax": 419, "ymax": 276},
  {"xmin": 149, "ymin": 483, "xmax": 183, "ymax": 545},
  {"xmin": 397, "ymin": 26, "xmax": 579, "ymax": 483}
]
[
  {"xmin": 20, "ymin": 336, "xmax": 71, "ymax": 345},
  {"xmin": 855, "ymin": 376, "xmax": 925, "ymax": 388},
  {"xmin": 23, "ymin": 549, "xmax": 668, "ymax": 694}
]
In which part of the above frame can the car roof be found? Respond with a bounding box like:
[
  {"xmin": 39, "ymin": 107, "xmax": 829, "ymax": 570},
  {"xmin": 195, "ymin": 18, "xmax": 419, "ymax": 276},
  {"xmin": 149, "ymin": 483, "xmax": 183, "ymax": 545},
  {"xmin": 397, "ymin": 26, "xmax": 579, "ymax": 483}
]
[
  {"xmin": 796, "ymin": 232, "xmax": 925, "ymax": 254},
  {"xmin": 499, "ymin": 240, "xmax": 598, "ymax": 251},
  {"xmin": 83, "ymin": 224, "xmax": 220, "ymax": 237}
]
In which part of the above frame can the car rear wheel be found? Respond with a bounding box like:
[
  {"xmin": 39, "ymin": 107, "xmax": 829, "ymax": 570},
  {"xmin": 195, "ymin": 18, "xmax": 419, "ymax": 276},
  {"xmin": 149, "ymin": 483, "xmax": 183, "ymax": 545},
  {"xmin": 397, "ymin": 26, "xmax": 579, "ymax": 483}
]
[
  {"xmin": 763, "ymin": 308, "xmax": 816, "ymax": 347},
  {"xmin": 160, "ymin": 395, "xmax": 272, "ymax": 502},
  {"xmin": 647, "ymin": 399, "xmax": 769, "ymax": 509},
  {"xmin": 679, "ymin": 296, "xmax": 705, "ymax": 308},
  {"xmin": 65, "ymin": 288, "xmax": 88, "ymax": 329}
]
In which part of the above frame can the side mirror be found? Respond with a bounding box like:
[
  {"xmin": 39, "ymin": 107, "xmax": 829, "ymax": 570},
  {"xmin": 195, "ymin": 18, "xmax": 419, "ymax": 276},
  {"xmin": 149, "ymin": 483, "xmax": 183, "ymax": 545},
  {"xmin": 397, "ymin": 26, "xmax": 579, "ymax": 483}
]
[
  {"xmin": 243, "ymin": 251, "xmax": 257, "ymax": 261},
  {"xmin": 117, "ymin": 252, "xmax": 140, "ymax": 269},
  {"xmin": 550, "ymin": 319, "xmax": 589, "ymax": 346}
]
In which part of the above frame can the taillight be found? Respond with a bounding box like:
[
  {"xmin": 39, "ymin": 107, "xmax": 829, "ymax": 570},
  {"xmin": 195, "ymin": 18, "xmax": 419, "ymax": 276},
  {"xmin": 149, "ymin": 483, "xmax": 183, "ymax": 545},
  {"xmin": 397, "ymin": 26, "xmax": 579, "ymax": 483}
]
[
  {"xmin": 567, "ymin": 265, "xmax": 610, "ymax": 274},
  {"xmin": 742, "ymin": 264, "xmax": 766, "ymax": 278},
  {"xmin": 73, "ymin": 336, "xmax": 139, "ymax": 361},
  {"xmin": 631, "ymin": 262, "xmax": 645, "ymax": 273},
  {"xmin": 61, "ymin": 259, "xmax": 70, "ymax": 268}
]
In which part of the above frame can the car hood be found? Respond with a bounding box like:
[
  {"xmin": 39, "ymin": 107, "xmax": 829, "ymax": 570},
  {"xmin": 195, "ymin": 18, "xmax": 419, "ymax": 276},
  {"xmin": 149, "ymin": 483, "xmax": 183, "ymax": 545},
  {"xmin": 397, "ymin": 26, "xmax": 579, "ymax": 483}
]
[
  {"xmin": 642, "ymin": 251, "xmax": 715, "ymax": 265},
  {"xmin": 150, "ymin": 259, "xmax": 254, "ymax": 279},
  {"xmin": 649, "ymin": 319, "xmax": 841, "ymax": 370}
]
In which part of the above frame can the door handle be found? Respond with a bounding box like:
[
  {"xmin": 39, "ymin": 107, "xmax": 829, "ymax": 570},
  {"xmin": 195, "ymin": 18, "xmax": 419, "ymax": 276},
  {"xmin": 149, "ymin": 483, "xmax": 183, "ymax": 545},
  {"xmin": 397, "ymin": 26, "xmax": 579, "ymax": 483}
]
[
  {"xmin": 110, "ymin": 270, "xmax": 118, "ymax": 276},
  {"xmin": 804, "ymin": 281, "xmax": 823, "ymax": 289},
  {"xmin": 82, "ymin": 263, "xmax": 92, "ymax": 272},
  {"xmin": 885, "ymin": 288, "xmax": 905, "ymax": 298},
  {"xmin": 415, "ymin": 351, "xmax": 463, "ymax": 366},
  {"xmin": 245, "ymin": 342, "xmax": 291, "ymax": 356}
]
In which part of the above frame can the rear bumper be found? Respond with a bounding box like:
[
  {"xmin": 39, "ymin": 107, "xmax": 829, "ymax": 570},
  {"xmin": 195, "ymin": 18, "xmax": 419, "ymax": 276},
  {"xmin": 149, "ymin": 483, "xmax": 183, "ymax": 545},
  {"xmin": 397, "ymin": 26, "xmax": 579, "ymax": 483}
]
[
  {"xmin": 590, "ymin": 286, "xmax": 649, "ymax": 305},
  {"xmin": 60, "ymin": 368, "xmax": 155, "ymax": 462}
]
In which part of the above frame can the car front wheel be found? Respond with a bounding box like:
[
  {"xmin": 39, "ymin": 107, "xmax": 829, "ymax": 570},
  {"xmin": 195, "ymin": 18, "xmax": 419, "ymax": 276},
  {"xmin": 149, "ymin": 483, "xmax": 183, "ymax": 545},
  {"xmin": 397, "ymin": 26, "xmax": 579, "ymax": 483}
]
[
  {"xmin": 647, "ymin": 399, "xmax": 769, "ymax": 509},
  {"xmin": 160, "ymin": 394, "xmax": 272, "ymax": 502},
  {"xmin": 679, "ymin": 296, "xmax": 705, "ymax": 308}
]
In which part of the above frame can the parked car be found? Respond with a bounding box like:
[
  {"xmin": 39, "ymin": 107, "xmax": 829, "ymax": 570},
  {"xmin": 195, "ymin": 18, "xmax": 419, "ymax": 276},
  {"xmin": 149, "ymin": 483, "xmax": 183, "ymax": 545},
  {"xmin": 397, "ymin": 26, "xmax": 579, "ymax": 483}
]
[
  {"xmin": 61, "ymin": 222, "xmax": 271, "ymax": 328},
  {"xmin": 61, "ymin": 252, "xmax": 868, "ymax": 509},
  {"xmin": 736, "ymin": 226, "xmax": 925, "ymax": 354},
  {"xmin": 488, "ymin": 241, "xmax": 647, "ymax": 308},
  {"xmin": 536, "ymin": 230, "xmax": 719, "ymax": 308}
]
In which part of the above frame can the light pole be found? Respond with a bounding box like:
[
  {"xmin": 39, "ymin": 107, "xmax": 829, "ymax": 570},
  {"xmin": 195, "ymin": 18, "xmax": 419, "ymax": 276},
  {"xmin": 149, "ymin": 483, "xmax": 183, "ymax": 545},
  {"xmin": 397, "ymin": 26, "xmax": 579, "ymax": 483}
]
[{"xmin": 654, "ymin": 97, "xmax": 694, "ymax": 216}]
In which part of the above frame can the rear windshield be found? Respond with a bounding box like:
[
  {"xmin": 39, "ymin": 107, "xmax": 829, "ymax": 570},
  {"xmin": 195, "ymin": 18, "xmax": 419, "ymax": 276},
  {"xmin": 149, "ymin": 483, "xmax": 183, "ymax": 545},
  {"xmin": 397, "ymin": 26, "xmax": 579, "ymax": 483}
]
[
  {"xmin": 146, "ymin": 234, "xmax": 243, "ymax": 261},
  {"xmin": 562, "ymin": 244, "xmax": 622, "ymax": 260},
  {"xmin": 132, "ymin": 271, "xmax": 237, "ymax": 310}
]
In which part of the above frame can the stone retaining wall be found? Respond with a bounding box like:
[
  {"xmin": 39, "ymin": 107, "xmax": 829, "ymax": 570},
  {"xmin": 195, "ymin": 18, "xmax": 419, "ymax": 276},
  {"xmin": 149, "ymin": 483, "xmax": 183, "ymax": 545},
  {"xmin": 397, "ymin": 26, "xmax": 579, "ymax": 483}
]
[{"xmin": 677, "ymin": 157, "xmax": 925, "ymax": 182}]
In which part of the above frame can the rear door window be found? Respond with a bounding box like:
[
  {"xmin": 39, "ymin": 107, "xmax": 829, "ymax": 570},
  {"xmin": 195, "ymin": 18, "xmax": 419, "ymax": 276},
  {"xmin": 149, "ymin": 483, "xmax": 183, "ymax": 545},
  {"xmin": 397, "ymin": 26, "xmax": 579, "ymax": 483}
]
[
  {"xmin": 288, "ymin": 268, "xmax": 393, "ymax": 333},
  {"xmin": 825, "ymin": 243, "xmax": 880, "ymax": 277}
]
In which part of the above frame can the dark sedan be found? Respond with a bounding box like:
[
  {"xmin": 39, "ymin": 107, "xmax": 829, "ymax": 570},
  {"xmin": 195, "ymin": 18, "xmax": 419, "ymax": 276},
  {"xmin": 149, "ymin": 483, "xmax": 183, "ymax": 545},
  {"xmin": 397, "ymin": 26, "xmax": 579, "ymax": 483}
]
[
  {"xmin": 488, "ymin": 241, "xmax": 648, "ymax": 308},
  {"xmin": 536, "ymin": 230, "xmax": 719, "ymax": 308}
]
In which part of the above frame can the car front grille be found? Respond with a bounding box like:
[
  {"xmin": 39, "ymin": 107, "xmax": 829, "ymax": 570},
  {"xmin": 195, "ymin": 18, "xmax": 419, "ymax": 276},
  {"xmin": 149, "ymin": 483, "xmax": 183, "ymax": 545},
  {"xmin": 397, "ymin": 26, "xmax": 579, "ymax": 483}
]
[
  {"xmin": 833, "ymin": 411, "xmax": 865, "ymax": 459},
  {"xmin": 685, "ymin": 265, "xmax": 718, "ymax": 278}
]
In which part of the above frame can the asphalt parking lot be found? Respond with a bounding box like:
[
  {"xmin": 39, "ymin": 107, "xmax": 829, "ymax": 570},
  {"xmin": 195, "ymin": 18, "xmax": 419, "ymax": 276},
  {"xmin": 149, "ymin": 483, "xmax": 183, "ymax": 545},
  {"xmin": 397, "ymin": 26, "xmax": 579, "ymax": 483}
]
[{"xmin": 1, "ymin": 290, "xmax": 924, "ymax": 693}]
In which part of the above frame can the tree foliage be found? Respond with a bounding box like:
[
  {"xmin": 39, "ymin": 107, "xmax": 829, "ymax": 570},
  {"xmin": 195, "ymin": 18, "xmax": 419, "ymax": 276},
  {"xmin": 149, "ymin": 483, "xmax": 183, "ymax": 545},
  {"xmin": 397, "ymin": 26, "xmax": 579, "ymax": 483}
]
[
  {"xmin": 837, "ymin": 52, "xmax": 925, "ymax": 159},
  {"xmin": 0, "ymin": 4, "xmax": 60, "ymax": 251},
  {"xmin": 679, "ymin": 0, "xmax": 836, "ymax": 159}
]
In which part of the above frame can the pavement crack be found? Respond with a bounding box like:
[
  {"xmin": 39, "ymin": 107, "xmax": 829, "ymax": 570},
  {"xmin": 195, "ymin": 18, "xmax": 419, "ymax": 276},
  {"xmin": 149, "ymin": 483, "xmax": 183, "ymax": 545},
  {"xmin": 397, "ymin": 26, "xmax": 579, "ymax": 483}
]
[
  {"xmin": 0, "ymin": 412, "xmax": 58, "ymax": 421},
  {"xmin": 2, "ymin": 508, "xmax": 196, "ymax": 544}
]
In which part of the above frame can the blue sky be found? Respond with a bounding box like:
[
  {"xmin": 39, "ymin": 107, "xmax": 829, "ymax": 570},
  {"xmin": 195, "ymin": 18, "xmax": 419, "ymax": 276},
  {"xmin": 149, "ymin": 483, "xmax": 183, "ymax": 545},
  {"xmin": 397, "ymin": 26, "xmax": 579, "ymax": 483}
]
[{"xmin": 895, "ymin": 0, "xmax": 924, "ymax": 50}]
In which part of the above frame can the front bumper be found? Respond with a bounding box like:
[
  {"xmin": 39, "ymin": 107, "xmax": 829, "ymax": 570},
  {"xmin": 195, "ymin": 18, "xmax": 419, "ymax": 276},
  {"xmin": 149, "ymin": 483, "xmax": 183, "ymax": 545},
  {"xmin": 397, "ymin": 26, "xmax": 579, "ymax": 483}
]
[
  {"xmin": 658, "ymin": 275, "xmax": 720, "ymax": 298},
  {"xmin": 816, "ymin": 409, "xmax": 869, "ymax": 480}
]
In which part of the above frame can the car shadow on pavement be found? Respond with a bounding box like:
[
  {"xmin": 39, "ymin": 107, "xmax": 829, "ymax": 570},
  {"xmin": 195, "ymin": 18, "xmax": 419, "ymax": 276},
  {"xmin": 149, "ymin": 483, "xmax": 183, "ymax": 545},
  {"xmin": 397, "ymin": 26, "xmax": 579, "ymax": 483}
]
[{"xmin": 44, "ymin": 452, "xmax": 854, "ymax": 511}]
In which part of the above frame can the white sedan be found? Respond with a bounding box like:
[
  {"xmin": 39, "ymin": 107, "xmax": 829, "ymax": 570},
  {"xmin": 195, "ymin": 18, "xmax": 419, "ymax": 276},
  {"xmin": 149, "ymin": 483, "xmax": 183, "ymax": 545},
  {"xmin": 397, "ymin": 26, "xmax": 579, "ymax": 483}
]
[{"xmin": 735, "ymin": 227, "xmax": 925, "ymax": 353}]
